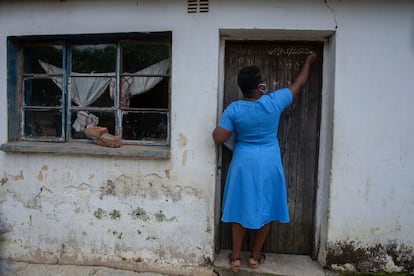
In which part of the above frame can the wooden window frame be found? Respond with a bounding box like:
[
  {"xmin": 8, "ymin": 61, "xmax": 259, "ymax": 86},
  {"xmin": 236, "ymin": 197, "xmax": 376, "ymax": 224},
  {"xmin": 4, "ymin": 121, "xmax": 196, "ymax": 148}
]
[{"xmin": 1, "ymin": 32, "xmax": 171, "ymax": 159}]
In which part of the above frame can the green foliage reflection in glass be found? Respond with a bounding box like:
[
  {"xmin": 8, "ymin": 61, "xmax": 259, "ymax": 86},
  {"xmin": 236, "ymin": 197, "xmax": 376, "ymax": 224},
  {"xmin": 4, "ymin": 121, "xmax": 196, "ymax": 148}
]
[
  {"xmin": 24, "ymin": 78, "xmax": 62, "ymax": 107},
  {"xmin": 122, "ymin": 44, "xmax": 169, "ymax": 72},
  {"xmin": 72, "ymin": 44, "xmax": 116, "ymax": 73},
  {"xmin": 23, "ymin": 45, "xmax": 63, "ymax": 74}
]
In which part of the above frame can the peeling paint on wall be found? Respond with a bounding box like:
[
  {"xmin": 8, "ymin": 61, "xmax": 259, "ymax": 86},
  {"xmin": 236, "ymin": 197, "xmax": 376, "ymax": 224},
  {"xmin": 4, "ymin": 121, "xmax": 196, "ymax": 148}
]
[
  {"xmin": 1, "ymin": 172, "xmax": 8, "ymax": 185},
  {"xmin": 111, "ymin": 230, "xmax": 123, "ymax": 239},
  {"xmin": 94, "ymin": 208, "xmax": 105, "ymax": 219},
  {"xmin": 26, "ymin": 186, "xmax": 53, "ymax": 210},
  {"xmin": 100, "ymin": 180, "xmax": 116, "ymax": 199},
  {"xmin": 154, "ymin": 210, "xmax": 177, "ymax": 222},
  {"xmin": 327, "ymin": 241, "xmax": 414, "ymax": 273},
  {"xmin": 109, "ymin": 210, "xmax": 121, "ymax": 220},
  {"xmin": 131, "ymin": 207, "xmax": 150, "ymax": 221},
  {"xmin": 97, "ymin": 175, "xmax": 202, "ymax": 203},
  {"xmin": 0, "ymin": 219, "xmax": 13, "ymax": 234},
  {"xmin": 0, "ymin": 170, "xmax": 24, "ymax": 186}
]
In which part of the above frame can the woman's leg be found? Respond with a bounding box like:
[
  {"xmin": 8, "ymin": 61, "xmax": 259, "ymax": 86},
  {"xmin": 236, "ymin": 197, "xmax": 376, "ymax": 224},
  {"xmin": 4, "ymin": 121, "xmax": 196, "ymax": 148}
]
[
  {"xmin": 231, "ymin": 222, "xmax": 245, "ymax": 258},
  {"xmin": 229, "ymin": 222, "xmax": 245, "ymax": 272},
  {"xmin": 249, "ymin": 223, "xmax": 270, "ymax": 268},
  {"xmin": 251, "ymin": 223, "xmax": 270, "ymax": 256}
]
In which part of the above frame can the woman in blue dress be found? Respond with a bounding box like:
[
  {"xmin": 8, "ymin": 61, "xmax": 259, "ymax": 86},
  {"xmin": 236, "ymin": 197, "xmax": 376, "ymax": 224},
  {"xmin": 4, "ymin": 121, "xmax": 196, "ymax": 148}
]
[{"xmin": 212, "ymin": 52, "xmax": 317, "ymax": 272}]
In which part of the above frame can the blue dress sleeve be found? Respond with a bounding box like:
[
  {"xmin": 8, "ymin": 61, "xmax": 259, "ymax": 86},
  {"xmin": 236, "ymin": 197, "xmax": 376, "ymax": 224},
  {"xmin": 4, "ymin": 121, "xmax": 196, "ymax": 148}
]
[
  {"xmin": 218, "ymin": 104, "xmax": 235, "ymax": 132},
  {"xmin": 268, "ymin": 88, "xmax": 293, "ymax": 111}
]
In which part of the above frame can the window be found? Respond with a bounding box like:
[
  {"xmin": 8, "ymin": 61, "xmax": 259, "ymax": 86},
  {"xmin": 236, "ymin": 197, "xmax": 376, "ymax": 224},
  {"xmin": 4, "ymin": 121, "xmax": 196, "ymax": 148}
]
[{"xmin": 4, "ymin": 32, "xmax": 171, "ymax": 157}]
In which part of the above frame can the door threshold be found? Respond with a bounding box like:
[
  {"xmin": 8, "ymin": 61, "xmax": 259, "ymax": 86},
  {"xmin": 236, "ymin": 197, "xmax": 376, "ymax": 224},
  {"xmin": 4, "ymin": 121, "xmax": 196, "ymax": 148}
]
[{"xmin": 214, "ymin": 249, "xmax": 327, "ymax": 276}]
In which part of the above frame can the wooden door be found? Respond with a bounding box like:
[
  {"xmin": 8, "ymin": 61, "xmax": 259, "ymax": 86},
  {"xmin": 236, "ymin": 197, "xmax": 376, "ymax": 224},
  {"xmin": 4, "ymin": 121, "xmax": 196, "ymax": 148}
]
[{"xmin": 220, "ymin": 41, "xmax": 323, "ymax": 255}]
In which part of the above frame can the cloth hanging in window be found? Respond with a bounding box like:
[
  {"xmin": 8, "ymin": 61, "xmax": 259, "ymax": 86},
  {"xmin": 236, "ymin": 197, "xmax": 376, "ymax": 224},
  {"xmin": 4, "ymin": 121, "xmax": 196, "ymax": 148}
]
[
  {"xmin": 116, "ymin": 58, "xmax": 170, "ymax": 107},
  {"xmin": 39, "ymin": 59, "xmax": 170, "ymax": 132},
  {"xmin": 39, "ymin": 60, "xmax": 111, "ymax": 106},
  {"xmin": 71, "ymin": 111, "xmax": 99, "ymax": 133}
]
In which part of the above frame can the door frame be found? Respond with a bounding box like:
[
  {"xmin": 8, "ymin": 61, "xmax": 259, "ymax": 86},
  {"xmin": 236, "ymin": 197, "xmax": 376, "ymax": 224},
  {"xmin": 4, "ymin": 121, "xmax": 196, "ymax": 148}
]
[{"xmin": 214, "ymin": 29, "xmax": 336, "ymax": 264}]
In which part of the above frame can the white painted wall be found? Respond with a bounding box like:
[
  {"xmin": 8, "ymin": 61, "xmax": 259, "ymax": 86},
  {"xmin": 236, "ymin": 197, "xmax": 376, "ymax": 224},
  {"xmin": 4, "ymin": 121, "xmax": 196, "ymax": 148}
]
[
  {"xmin": 328, "ymin": 0, "xmax": 414, "ymax": 243},
  {"xmin": 324, "ymin": 2, "xmax": 414, "ymax": 271},
  {"xmin": 0, "ymin": 1, "xmax": 219, "ymax": 273},
  {"xmin": 0, "ymin": 0, "xmax": 413, "ymax": 273}
]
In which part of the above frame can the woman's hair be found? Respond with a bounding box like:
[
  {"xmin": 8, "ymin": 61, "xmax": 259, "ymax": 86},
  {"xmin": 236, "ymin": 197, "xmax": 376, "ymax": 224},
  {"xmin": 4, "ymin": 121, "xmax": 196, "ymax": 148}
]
[{"xmin": 237, "ymin": 66, "xmax": 262, "ymax": 97}]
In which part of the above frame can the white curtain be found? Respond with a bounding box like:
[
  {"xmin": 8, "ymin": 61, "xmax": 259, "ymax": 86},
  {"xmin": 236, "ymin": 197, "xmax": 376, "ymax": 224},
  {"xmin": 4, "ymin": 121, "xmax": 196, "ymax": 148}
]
[
  {"xmin": 118, "ymin": 59, "xmax": 170, "ymax": 107},
  {"xmin": 39, "ymin": 59, "xmax": 170, "ymax": 132}
]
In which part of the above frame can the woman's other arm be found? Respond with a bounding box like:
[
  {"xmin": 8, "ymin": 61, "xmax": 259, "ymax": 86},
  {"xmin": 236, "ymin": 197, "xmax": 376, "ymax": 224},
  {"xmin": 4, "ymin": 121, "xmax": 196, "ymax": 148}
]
[{"xmin": 212, "ymin": 126, "xmax": 232, "ymax": 144}]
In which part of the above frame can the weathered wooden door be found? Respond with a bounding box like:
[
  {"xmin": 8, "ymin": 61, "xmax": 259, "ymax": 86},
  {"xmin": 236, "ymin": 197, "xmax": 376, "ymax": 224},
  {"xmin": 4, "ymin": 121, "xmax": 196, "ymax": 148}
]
[{"xmin": 220, "ymin": 41, "xmax": 323, "ymax": 255}]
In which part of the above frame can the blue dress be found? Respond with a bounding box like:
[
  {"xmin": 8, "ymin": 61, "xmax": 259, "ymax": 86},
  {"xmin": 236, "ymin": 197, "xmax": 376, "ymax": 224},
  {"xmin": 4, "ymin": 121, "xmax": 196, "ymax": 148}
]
[{"xmin": 219, "ymin": 88, "xmax": 292, "ymax": 229}]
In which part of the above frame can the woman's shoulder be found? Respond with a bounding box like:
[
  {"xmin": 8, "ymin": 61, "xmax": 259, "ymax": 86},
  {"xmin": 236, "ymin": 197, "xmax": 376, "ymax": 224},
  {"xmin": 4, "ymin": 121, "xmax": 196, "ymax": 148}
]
[
  {"xmin": 226, "ymin": 99, "xmax": 245, "ymax": 108},
  {"xmin": 266, "ymin": 88, "xmax": 292, "ymax": 100},
  {"xmin": 223, "ymin": 100, "xmax": 240, "ymax": 115},
  {"xmin": 265, "ymin": 88, "xmax": 293, "ymax": 109},
  {"xmin": 268, "ymin": 87, "xmax": 291, "ymax": 96}
]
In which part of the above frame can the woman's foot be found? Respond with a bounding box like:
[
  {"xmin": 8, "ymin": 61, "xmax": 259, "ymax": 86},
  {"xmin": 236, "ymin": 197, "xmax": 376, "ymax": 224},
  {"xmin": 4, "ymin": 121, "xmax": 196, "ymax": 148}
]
[
  {"xmin": 228, "ymin": 253, "xmax": 241, "ymax": 272},
  {"xmin": 248, "ymin": 253, "xmax": 266, "ymax": 269}
]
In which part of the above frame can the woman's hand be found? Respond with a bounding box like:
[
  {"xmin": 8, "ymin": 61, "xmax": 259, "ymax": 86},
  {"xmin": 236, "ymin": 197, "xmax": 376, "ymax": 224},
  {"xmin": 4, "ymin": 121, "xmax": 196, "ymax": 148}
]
[
  {"xmin": 288, "ymin": 52, "xmax": 318, "ymax": 99},
  {"xmin": 306, "ymin": 51, "xmax": 318, "ymax": 64}
]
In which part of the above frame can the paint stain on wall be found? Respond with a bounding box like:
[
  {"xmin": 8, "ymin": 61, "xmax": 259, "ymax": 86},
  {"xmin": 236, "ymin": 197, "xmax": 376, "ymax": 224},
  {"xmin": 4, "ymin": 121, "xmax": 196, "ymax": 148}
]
[
  {"xmin": 99, "ymin": 175, "xmax": 202, "ymax": 204},
  {"xmin": 11, "ymin": 170, "xmax": 24, "ymax": 181},
  {"xmin": 131, "ymin": 207, "xmax": 150, "ymax": 221},
  {"xmin": 100, "ymin": 180, "xmax": 116, "ymax": 199},
  {"xmin": 94, "ymin": 208, "xmax": 121, "ymax": 220},
  {"xmin": 109, "ymin": 210, "xmax": 121, "ymax": 220},
  {"xmin": 154, "ymin": 210, "xmax": 166, "ymax": 222},
  {"xmin": 154, "ymin": 210, "xmax": 177, "ymax": 222},
  {"xmin": 0, "ymin": 220, "xmax": 13, "ymax": 234},
  {"xmin": 327, "ymin": 241, "xmax": 413, "ymax": 272},
  {"xmin": 181, "ymin": 150, "xmax": 188, "ymax": 166},
  {"xmin": 112, "ymin": 230, "xmax": 123, "ymax": 239},
  {"xmin": 161, "ymin": 184, "xmax": 183, "ymax": 202},
  {"xmin": 37, "ymin": 165, "xmax": 48, "ymax": 181},
  {"xmin": 178, "ymin": 133, "xmax": 187, "ymax": 147},
  {"xmin": 1, "ymin": 172, "xmax": 8, "ymax": 185},
  {"xmin": 94, "ymin": 208, "xmax": 105, "ymax": 219}
]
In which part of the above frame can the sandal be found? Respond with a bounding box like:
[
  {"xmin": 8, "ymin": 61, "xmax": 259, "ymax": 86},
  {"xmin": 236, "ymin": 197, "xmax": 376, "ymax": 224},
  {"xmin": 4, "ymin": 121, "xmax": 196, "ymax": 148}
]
[
  {"xmin": 228, "ymin": 253, "xmax": 241, "ymax": 272},
  {"xmin": 248, "ymin": 253, "xmax": 266, "ymax": 269}
]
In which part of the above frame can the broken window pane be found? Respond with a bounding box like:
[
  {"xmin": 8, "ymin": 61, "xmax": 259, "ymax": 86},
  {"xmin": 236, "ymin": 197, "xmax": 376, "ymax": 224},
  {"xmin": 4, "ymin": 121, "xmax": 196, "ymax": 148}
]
[
  {"xmin": 122, "ymin": 44, "xmax": 169, "ymax": 72},
  {"xmin": 71, "ymin": 111, "xmax": 115, "ymax": 139},
  {"xmin": 72, "ymin": 44, "xmax": 116, "ymax": 73},
  {"xmin": 127, "ymin": 77, "xmax": 169, "ymax": 109},
  {"xmin": 24, "ymin": 110, "xmax": 62, "ymax": 138},
  {"xmin": 122, "ymin": 112, "xmax": 167, "ymax": 141},
  {"xmin": 24, "ymin": 78, "xmax": 62, "ymax": 107},
  {"xmin": 23, "ymin": 45, "xmax": 63, "ymax": 74}
]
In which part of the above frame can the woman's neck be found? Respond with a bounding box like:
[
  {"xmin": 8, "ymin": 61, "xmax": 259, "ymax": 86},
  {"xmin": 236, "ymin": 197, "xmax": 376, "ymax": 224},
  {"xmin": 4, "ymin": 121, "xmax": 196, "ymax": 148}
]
[{"xmin": 243, "ymin": 90, "xmax": 263, "ymax": 101}]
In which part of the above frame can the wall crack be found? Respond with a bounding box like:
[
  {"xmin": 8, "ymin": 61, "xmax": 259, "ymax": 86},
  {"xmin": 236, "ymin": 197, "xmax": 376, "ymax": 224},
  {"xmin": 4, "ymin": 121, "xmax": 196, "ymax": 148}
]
[{"xmin": 324, "ymin": 0, "xmax": 338, "ymax": 29}]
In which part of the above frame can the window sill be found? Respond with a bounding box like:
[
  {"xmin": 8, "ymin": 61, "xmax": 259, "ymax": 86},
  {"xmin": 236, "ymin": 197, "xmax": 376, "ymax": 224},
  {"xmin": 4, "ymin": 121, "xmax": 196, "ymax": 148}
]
[{"xmin": 0, "ymin": 141, "xmax": 170, "ymax": 159}]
